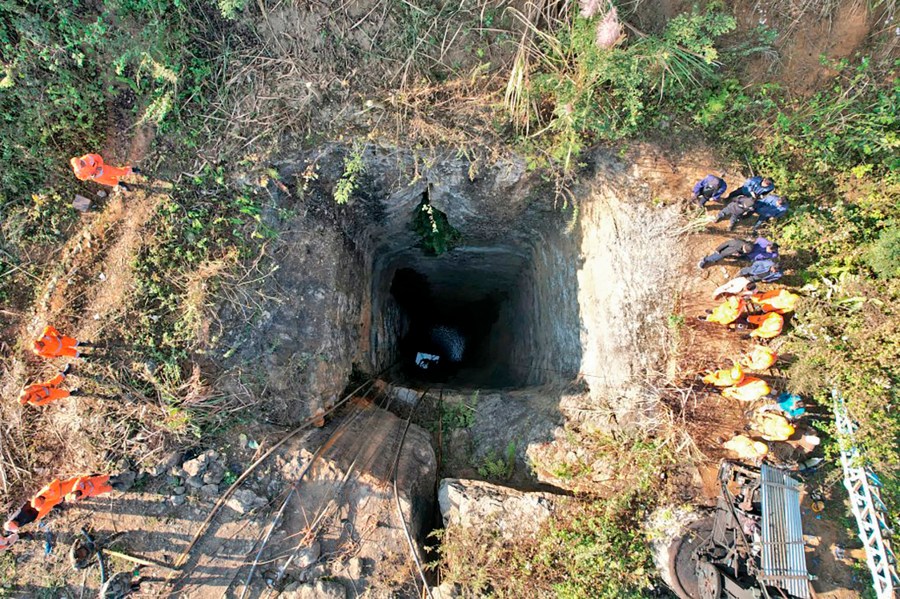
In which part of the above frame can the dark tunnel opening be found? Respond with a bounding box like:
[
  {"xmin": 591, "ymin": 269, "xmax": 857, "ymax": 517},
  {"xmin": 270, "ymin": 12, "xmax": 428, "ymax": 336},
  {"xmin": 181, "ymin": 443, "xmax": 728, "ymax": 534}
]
[{"xmin": 389, "ymin": 267, "xmax": 511, "ymax": 387}]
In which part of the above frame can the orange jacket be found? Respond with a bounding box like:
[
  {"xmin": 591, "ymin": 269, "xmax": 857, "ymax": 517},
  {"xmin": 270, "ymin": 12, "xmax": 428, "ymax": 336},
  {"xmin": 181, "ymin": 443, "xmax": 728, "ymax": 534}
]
[
  {"xmin": 702, "ymin": 365, "xmax": 745, "ymax": 387},
  {"xmin": 722, "ymin": 376, "xmax": 771, "ymax": 402},
  {"xmin": 723, "ymin": 435, "xmax": 768, "ymax": 460},
  {"xmin": 706, "ymin": 297, "xmax": 745, "ymax": 325},
  {"xmin": 70, "ymin": 154, "xmax": 133, "ymax": 188},
  {"xmin": 748, "ymin": 312, "xmax": 784, "ymax": 339},
  {"xmin": 19, "ymin": 373, "xmax": 69, "ymax": 406},
  {"xmin": 31, "ymin": 478, "xmax": 79, "ymax": 521},
  {"xmin": 66, "ymin": 475, "xmax": 113, "ymax": 502},
  {"xmin": 751, "ymin": 289, "xmax": 800, "ymax": 314},
  {"xmin": 740, "ymin": 345, "xmax": 777, "ymax": 371},
  {"xmin": 33, "ymin": 326, "xmax": 79, "ymax": 359}
]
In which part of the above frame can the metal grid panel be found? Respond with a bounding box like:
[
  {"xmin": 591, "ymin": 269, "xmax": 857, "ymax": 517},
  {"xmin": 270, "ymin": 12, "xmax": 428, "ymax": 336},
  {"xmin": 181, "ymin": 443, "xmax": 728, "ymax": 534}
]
[
  {"xmin": 760, "ymin": 464, "xmax": 810, "ymax": 598},
  {"xmin": 834, "ymin": 392, "xmax": 899, "ymax": 599}
]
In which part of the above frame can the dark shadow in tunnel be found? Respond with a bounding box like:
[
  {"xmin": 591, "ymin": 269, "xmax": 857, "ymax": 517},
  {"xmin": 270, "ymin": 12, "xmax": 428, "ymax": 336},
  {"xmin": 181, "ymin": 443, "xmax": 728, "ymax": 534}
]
[{"xmin": 390, "ymin": 267, "xmax": 506, "ymax": 386}]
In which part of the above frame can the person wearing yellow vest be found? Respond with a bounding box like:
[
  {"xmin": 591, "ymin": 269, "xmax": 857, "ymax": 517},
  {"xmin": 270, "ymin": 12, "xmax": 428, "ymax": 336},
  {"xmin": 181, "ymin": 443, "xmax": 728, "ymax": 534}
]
[
  {"xmin": 740, "ymin": 345, "xmax": 777, "ymax": 371},
  {"xmin": 750, "ymin": 289, "xmax": 800, "ymax": 314},
  {"xmin": 723, "ymin": 435, "xmax": 768, "ymax": 460},
  {"xmin": 751, "ymin": 410, "xmax": 795, "ymax": 441},
  {"xmin": 705, "ymin": 297, "xmax": 745, "ymax": 325},
  {"xmin": 722, "ymin": 376, "xmax": 770, "ymax": 402},
  {"xmin": 702, "ymin": 364, "xmax": 745, "ymax": 387},
  {"xmin": 748, "ymin": 312, "xmax": 784, "ymax": 339}
]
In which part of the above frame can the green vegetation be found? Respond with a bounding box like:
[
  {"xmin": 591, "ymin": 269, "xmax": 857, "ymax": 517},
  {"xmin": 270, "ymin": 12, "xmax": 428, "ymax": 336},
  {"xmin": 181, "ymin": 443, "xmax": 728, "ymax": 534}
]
[
  {"xmin": 478, "ymin": 440, "xmax": 517, "ymax": 480},
  {"xmin": 510, "ymin": 5, "xmax": 735, "ymax": 172},
  {"xmin": 441, "ymin": 394, "xmax": 478, "ymax": 430},
  {"xmin": 333, "ymin": 147, "xmax": 366, "ymax": 205},
  {"xmin": 412, "ymin": 194, "xmax": 462, "ymax": 255},
  {"xmin": 434, "ymin": 431, "xmax": 671, "ymax": 597}
]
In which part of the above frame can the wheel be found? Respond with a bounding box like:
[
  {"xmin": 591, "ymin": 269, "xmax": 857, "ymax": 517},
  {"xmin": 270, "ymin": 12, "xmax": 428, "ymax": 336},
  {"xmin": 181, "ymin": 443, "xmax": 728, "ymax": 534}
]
[{"xmin": 696, "ymin": 559, "xmax": 722, "ymax": 599}]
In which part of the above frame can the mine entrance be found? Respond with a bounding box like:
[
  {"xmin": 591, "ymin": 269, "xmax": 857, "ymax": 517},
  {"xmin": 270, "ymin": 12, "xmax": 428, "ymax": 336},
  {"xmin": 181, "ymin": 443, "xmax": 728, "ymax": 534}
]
[{"xmin": 389, "ymin": 266, "xmax": 512, "ymax": 387}]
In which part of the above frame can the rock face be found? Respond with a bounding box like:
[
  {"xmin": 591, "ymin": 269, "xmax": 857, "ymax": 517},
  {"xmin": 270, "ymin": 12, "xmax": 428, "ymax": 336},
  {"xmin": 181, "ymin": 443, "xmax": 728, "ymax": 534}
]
[
  {"xmin": 266, "ymin": 405, "xmax": 436, "ymax": 596},
  {"xmin": 438, "ymin": 478, "xmax": 557, "ymax": 540}
]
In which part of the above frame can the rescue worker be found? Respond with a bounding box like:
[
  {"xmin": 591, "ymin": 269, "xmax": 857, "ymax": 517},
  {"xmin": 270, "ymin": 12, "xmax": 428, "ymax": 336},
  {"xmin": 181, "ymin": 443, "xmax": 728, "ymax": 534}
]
[
  {"xmin": 737, "ymin": 259, "xmax": 783, "ymax": 283},
  {"xmin": 713, "ymin": 195, "xmax": 756, "ymax": 231},
  {"xmin": 722, "ymin": 376, "xmax": 770, "ymax": 402},
  {"xmin": 748, "ymin": 312, "xmax": 784, "ymax": 339},
  {"xmin": 740, "ymin": 345, "xmax": 777, "ymax": 371},
  {"xmin": 724, "ymin": 176, "xmax": 775, "ymax": 201},
  {"xmin": 691, "ymin": 173, "xmax": 727, "ymax": 207},
  {"xmin": 702, "ymin": 364, "xmax": 745, "ymax": 387},
  {"xmin": 698, "ymin": 238, "xmax": 754, "ymax": 268},
  {"xmin": 776, "ymin": 392, "xmax": 806, "ymax": 419},
  {"xmin": 723, "ymin": 434, "xmax": 768, "ymax": 460},
  {"xmin": 33, "ymin": 326, "xmax": 90, "ymax": 359},
  {"xmin": 752, "ymin": 194, "xmax": 788, "ymax": 231},
  {"xmin": 70, "ymin": 154, "xmax": 139, "ymax": 190},
  {"xmin": 746, "ymin": 237, "xmax": 779, "ymax": 262},
  {"xmin": 66, "ymin": 474, "xmax": 113, "ymax": 502},
  {"xmin": 750, "ymin": 288, "xmax": 800, "ymax": 314},
  {"xmin": 712, "ymin": 277, "xmax": 754, "ymax": 300},
  {"xmin": 704, "ymin": 296, "xmax": 745, "ymax": 325},
  {"xmin": 751, "ymin": 410, "xmax": 795, "ymax": 441},
  {"xmin": 4, "ymin": 503, "xmax": 39, "ymax": 533},
  {"xmin": 30, "ymin": 477, "xmax": 79, "ymax": 522},
  {"xmin": 18, "ymin": 365, "xmax": 75, "ymax": 407}
]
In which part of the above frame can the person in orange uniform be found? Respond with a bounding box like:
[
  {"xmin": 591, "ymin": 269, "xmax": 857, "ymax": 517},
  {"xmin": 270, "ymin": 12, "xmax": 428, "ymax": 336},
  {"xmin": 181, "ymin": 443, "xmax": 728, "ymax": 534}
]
[
  {"xmin": 30, "ymin": 477, "xmax": 80, "ymax": 522},
  {"xmin": 18, "ymin": 366, "xmax": 74, "ymax": 407},
  {"xmin": 751, "ymin": 289, "xmax": 800, "ymax": 314},
  {"xmin": 702, "ymin": 364, "xmax": 744, "ymax": 387},
  {"xmin": 722, "ymin": 376, "xmax": 771, "ymax": 402},
  {"xmin": 705, "ymin": 296, "xmax": 745, "ymax": 325},
  {"xmin": 66, "ymin": 475, "xmax": 113, "ymax": 502},
  {"xmin": 33, "ymin": 326, "xmax": 88, "ymax": 359},
  {"xmin": 70, "ymin": 154, "xmax": 138, "ymax": 189},
  {"xmin": 740, "ymin": 345, "xmax": 777, "ymax": 371},
  {"xmin": 748, "ymin": 312, "xmax": 784, "ymax": 339}
]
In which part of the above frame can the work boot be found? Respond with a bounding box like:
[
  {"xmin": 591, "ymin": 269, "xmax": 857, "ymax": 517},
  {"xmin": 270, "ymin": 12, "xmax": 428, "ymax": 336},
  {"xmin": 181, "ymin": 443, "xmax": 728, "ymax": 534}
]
[{"xmin": 62, "ymin": 363, "xmax": 72, "ymax": 375}]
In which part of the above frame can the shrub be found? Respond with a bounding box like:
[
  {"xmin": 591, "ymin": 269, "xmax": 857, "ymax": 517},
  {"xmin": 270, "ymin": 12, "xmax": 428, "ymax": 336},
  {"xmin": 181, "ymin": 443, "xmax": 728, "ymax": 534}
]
[{"xmin": 864, "ymin": 226, "xmax": 900, "ymax": 279}]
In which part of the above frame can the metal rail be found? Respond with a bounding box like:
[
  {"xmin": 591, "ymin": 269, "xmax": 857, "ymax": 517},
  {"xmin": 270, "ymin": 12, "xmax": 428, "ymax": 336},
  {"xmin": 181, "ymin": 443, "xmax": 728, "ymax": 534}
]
[{"xmin": 832, "ymin": 390, "xmax": 898, "ymax": 599}]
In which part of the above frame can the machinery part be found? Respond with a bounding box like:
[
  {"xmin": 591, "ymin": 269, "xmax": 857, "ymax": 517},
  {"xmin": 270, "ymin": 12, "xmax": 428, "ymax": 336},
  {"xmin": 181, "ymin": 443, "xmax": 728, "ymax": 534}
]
[{"xmin": 696, "ymin": 559, "xmax": 722, "ymax": 599}]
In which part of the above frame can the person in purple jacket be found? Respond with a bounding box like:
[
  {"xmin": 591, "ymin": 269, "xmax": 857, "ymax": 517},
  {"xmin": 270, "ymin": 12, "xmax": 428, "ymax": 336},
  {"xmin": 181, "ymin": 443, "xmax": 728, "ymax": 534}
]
[
  {"xmin": 725, "ymin": 176, "xmax": 774, "ymax": 201},
  {"xmin": 746, "ymin": 237, "xmax": 779, "ymax": 262},
  {"xmin": 691, "ymin": 173, "xmax": 727, "ymax": 207}
]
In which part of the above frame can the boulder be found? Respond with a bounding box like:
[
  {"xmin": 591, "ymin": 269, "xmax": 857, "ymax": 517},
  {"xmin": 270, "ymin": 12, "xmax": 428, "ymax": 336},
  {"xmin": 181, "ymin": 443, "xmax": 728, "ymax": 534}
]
[
  {"xmin": 227, "ymin": 489, "xmax": 267, "ymax": 514},
  {"xmin": 438, "ymin": 478, "xmax": 556, "ymax": 539}
]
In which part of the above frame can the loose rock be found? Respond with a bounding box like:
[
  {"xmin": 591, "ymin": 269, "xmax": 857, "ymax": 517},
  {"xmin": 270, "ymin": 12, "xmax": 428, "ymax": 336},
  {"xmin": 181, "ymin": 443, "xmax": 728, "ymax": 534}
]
[
  {"xmin": 226, "ymin": 488, "xmax": 266, "ymax": 514},
  {"xmin": 200, "ymin": 484, "xmax": 219, "ymax": 497},
  {"xmin": 295, "ymin": 541, "xmax": 320, "ymax": 569},
  {"xmin": 148, "ymin": 451, "xmax": 182, "ymax": 477},
  {"xmin": 170, "ymin": 495, "xmax": 186, "ymax": 507}
]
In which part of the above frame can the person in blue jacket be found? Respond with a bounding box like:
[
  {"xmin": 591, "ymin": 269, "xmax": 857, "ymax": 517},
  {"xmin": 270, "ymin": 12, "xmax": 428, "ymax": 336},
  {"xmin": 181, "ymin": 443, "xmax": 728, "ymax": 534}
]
[
  {"xmin": 738, "ymin": 259, "xmax": 783, "ymax": 283},
  {"xmin": 752, "ymin": 194, "xmax": 788, "ymax": 231},
  {"xmin": 692, "ymin": 174, "xmax": 727, "ymax": 207},
  {"xmin": 725, "ymin": 176, "xmax": 774, "ymax": 201},
  {"xmin": 746, "ymin": 237, "xmax": 779, "ymax": 262}
]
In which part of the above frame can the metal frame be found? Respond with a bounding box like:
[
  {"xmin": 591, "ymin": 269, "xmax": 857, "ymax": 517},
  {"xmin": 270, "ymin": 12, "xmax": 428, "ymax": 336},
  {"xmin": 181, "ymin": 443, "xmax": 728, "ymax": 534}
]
[{"xmin": 833, "ymin": 391, "xmax": 898, "ymax": 599}]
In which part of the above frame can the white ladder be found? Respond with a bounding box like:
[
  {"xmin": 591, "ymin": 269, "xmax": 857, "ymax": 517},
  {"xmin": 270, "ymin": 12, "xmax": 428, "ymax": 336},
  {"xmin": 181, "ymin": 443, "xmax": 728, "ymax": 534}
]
[{"xmin": 833, "ymin": 390, "xmax": 898, "ymax": 599}]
